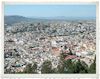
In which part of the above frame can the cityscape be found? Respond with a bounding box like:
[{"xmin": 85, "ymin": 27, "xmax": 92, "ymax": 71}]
[{"xmin": 4, "ymin": 4, "xmax": 96, "ymax": 74}]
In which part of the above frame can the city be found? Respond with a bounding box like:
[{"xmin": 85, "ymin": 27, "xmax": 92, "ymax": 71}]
[{"xmin": 4, "ymin": 17, "xmax": 96, "ymax": 73}]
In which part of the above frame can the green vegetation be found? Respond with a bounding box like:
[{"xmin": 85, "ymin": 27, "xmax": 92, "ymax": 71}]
[
  {"xmin": 74, "ymin": 60, "xmax": 88, "ymax": 73},
  {"xmin": 41, "ymin": 60, "xmax": 55, "ymax": 73},
  {"xmin": 18, "ymin": 54, "xmax": 96, "ymax": 74},
  {"xmin": 88, "ymin": 56, "xmax": 96, "ymax": 73},
  {"xmin": 24, "ymin": 62, "xmax": 37, "ymax": 73},
  {"xmin": 56, "ymin": 53, "xmax": 96, "ymax": 73}
]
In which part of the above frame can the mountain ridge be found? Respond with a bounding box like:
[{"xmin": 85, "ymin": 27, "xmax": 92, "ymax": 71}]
[{"xmin": 4, "ymin": 15, "xmax": 96, "ymax": 25}]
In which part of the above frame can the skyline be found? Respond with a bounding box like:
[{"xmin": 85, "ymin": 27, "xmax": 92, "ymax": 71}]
[{"xmin": 4, "ymin": 4, "xmax": 96, "ymax": 18}]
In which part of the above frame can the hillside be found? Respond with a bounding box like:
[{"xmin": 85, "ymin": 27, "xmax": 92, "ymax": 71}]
[{"xmin": 4, "ymin": 15, "xmax": 31, "ymax": 25}]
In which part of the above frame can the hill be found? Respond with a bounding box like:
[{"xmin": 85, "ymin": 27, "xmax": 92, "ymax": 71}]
[{"xmin": 4, "ymin": 15, "xmax": 31, "ymax": 25}]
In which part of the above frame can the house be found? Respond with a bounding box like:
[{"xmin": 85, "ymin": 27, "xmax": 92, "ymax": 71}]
[
  {"xmin": 75, "ymin": 50, "xmax": 81, "ymax": 57},
  {"xmin": 51, "ymin": 40, "xmax": 57, "ymax": 47},
  {"xmin": 51, "ymin": 47, "xmax": 61, "ymax": 56},
  {"xmin": 64, "ymin": 55, "xmax": 79, "ymax": 60},
  {"xmin": 75, "ymin": 50, "xmax": 89, "ymax": 57}
]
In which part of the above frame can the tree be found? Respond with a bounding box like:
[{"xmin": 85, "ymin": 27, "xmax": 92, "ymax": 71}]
[
  {"xmin": 57, "ymin": 53, "xmax": 74, "ymax": 73},
  {"xmin": 57, "ymin": 52, "xmax": 66, "ymax": 73},
  {"xmin": 24, "ymin": 62, "xmax": 37, "ymax": 73},
  {"xmin": 88, "ymin": 62, "xmax": 96, "ymax": 73},
  {"xmin": 63, "ymin": 59, "xmax": 75, "ymax": 73},
  {"xmin": 57, "ymin": 62, "xmax": 64, "ymax": 73},
  {"xmin": 74, "ymin": 60, "xmax": 88, "ymax": 73},
  {"xmin": 24, "ymin": 64, "xmax": 33, "ymax": 73},
  {"xmin": 41, "ymin": 60, "xmax": 53, "ymax": 73},
  {"xmin": 88, "ymin": 56, "xmax": 96, "ymax": 73},
  {"xmin": 32, "ymin": 62, "xmax": 38, "ymax": 73}
]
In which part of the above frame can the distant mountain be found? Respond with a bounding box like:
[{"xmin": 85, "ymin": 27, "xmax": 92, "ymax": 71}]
[
  {"xmin": 30, "ymin": 16, "xmax": 96, "ymax": 20},
  {"xmin": 4, "ymin": 15, "xmax": 96, "ymax": 25},
  {"xmin": 4, "ymin": 15, "xmax": 32, "ymax": 25},
  {"xmin": 4, "ymin": 15, "xmax": 49, "ymax": 25}
]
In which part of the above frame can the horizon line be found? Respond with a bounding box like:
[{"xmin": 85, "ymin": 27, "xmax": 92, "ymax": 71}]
[{"xmin": 4, "ymin": 15, "xmax": 96, "ymax": 18}]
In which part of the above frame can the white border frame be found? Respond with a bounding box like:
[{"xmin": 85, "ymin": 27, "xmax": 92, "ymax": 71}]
[{"xmin": 1, "ymin": 1, "xmax": 99, "ymax": 78}]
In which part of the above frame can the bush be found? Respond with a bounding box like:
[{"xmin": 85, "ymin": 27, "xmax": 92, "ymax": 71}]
[
  {"xmin": 24, "ymin": 62, "xmax": 37, "ymax": 73},
  {"xmin": 41, "ymin": 60, "xmax": 53, "ymax": 73}
]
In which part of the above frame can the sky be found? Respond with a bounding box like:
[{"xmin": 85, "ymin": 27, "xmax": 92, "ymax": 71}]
[{"xmin": 4, "ymin": 4, "xmax": 96, "ymax": 18}]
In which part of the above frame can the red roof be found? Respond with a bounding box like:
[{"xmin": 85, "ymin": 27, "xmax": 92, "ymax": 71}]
[{"xmin": 64, "ymin": 55, "xmax": 80, "ymax": 60}]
